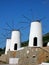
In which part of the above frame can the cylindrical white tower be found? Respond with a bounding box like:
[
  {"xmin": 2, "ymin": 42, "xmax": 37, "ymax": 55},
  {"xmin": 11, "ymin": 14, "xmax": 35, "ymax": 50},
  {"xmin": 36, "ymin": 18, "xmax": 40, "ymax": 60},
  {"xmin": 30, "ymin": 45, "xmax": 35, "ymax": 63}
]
[
  {"xmin": 5, "ymin": 38, "xmax": 11, "ymax": 54},
  {"xmin": 10, "ymin": 30, "xmax": 21, "ymax": 51},
  {"xmin": 47, "ymin": 42, "xmax": 49, "ymax": 46},
  {"xmin": 29, "ymin": 20, "xmax": 43, "ymax": 47}
]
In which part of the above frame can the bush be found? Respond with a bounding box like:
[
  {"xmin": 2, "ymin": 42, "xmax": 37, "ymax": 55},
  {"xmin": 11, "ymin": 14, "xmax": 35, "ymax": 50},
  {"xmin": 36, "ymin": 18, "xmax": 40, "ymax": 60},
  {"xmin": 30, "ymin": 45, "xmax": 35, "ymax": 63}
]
[{"xmin": 46, "ymin": 60, "xmax": 49, "ymax": 63}]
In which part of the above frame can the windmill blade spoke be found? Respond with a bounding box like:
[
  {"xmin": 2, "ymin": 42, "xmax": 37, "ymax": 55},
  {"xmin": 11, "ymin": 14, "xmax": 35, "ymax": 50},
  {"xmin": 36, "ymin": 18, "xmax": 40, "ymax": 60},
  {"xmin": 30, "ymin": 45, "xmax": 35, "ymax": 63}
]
[
  {"xmin": 6, "ymin": 22, "xmax": 13, "ymax": 30},
  {"xmin": 12, "ymin": 19, "xmax": 15, "ymax": 30},
  {"xmin": 20, "ymin": 24, "xmax": 30, "ymax": 30},
  {"xmin": 18, "ymin": 21, "xmax": 30, "ymax": 26},
  {"xmin": 0, "ymin": 28, "xmax": 12, "ymax": 31},
  {"xmin": 29, "ymin": 9, "xmax": 34, "ymax": 21},
  {"xmin": 0, "ymin": 40, "xmax": 6, "ymax": 45},
  {"xmin": 21, "ymin": 27, "xmax": 29, "ymax": 30},
  {"xmin": 0, "ymin": 30, "xmax": 11, "ymax": 39},
  {"xmin": 39, "ymin": 17, "xmax": 46, "ymax": 21},
  {"xmin": 22, "ymin": 15, "xmax": 32, "ymax": 22},
  {"xmin": 19, "ymin": 21, "xmax": 29, "ymax": 23},
  {"xmin": 0, "ymin": 33, "xmax": 7, "ymax": 37}
]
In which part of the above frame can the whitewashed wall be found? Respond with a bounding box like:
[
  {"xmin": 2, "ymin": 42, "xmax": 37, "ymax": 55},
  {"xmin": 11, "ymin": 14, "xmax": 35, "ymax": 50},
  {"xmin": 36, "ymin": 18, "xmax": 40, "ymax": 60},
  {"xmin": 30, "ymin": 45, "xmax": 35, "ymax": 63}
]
[
  {"xmin": 29, "ymin": 21, "xmax": 43, "ymax": 47},
  {"xmin": 10, "ymin": 30, "xmax": 21, "ymax": 51},
  {"xmin": 9, "ymin": 58, "xmax": 19, "ymax": 64}
]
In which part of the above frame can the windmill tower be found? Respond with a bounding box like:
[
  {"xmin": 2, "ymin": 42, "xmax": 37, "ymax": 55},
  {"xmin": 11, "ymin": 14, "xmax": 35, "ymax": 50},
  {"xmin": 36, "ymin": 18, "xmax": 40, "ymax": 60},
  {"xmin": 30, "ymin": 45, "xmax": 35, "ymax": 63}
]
[
  {"xmin": 0, "ymin": 29, "xmax": 11, "ymax": 54},
  {"xmin": 29, "ymin": 20, "xmax": 43, "ymax": 47},
  {"xmin": 3, "ymin": 20, "xmax": 21, "ymax": 51},
  {"xmin": 5, "ymin": 38, "xmax": 11, "ymax": 54},
  {"xmin": 10, "ymin": 30, "xmax": 21, "ymax": 51},
  {"xmin": 47, "ymin": 42, "xmax": 49, "ymax": 46},
  {"xmin": 21, "ymin": 14, "xmax": 43, "ymax": 47}
]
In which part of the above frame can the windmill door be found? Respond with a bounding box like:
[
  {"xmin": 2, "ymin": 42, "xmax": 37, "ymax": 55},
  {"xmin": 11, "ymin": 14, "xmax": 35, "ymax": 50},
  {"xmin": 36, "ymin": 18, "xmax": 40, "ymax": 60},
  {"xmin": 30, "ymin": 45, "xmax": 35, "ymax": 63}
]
[
  {"xmin": 33, "ymin": 37, "xmax": 37, "ymax": 46},
  {"xmin": 14, "ymin": 44, "xmax": 17, "ymax": 50}
]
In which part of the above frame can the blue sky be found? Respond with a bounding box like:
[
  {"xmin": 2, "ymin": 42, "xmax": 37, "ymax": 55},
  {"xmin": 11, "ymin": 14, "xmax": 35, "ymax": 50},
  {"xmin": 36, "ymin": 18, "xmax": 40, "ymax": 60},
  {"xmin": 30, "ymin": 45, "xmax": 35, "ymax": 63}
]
[{"xmin": 0, "ymin": 0, "xmax": 49, "ymax": 48}]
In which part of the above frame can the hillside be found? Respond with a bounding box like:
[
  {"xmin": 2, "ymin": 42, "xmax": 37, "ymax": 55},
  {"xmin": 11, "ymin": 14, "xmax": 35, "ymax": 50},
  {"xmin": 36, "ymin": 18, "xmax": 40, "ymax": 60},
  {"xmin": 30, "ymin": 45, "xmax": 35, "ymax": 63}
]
[
  {"xmin": 0, "ymin": 48, "xmax": 5, "ymax": 56},
  {"xmin": 43, "ymin": 32, "xmax": 49, "ymax": 46}
]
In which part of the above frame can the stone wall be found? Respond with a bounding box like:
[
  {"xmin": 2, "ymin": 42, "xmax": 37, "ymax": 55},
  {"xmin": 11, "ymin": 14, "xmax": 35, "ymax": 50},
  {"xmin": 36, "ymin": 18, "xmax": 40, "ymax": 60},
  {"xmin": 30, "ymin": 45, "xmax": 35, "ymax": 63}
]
[
  {"xmin": 8, "ymin": 47, "xmax": 49, "ymax": 65},
  {"xmin": 0, "ymin": 47, "xmax": 49, "ymax": 65}
]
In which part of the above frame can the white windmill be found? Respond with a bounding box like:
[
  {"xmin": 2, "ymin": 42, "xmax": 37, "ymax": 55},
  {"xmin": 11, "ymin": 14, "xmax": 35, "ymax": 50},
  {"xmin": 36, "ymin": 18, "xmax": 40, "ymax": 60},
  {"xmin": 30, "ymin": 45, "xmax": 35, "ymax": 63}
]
[
  {"xmin": 2, "ymin": 20, "xmax": 22, "ymax": 51},
  {"xmin": 8, "ymin": 22, "xmax": 21, "ymax": 51},
  {"xmin": 20, "ymin": 13, "xmax": 46, "ymax": 47},
  {"xmin": 5, "ymin": 38, "xmax": 11, "ymax": 54},
  {"xmin": 10, "ymin": 30, "xmax": 21, "ymax": 51},
  {"xmin": 29, "ymin": 20, "xmax": 43, "ymax": 47}
]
